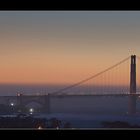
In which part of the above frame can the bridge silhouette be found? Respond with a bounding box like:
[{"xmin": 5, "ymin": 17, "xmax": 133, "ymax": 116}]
[
  {"xmin": 50, "ymin": 55, "xmax": 139, "ymax": 96},
  {"xmin": 0, "ymin": 54, "xmax": 140, "ymax": 114}
]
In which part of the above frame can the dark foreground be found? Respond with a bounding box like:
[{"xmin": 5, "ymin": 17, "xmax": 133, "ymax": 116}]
[
  {"xmin": 0, "ymin": 114, "xmax": 71, "ymax": 129},
  {"xmin": 0, "ymin": 113, "xmax": 140, "ymax": 129},
  {"xmin": 101, "ymin": 121, "xmax": 140, "ymax": 128}
]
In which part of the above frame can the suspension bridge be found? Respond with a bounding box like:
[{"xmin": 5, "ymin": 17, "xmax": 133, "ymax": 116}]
[
  {"xmin": 0, "ymin": 54, "xmax": 140, "ymax": 114},
  {"xmin": 50, "ymin": 55, "xmax": 139, "ymax": 96}
]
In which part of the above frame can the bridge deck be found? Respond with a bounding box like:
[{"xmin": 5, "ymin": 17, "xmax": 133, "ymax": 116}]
[
  {"xmin": 0, "ymin": 93, "xmax": 140, "ymax": 97},
  {"xmin": 51, "ymin": 94, "xmax": 140, "ymax": 97}
]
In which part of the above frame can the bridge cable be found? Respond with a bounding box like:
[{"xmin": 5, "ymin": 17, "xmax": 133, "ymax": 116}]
[{"xmin": 51, "ymin": 56, "xmax": 131, "ymax": 94}]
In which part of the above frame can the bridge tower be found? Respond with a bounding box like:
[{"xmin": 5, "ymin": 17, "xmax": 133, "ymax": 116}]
[
  {"xmin": 43, "ymin": 94, "xmax": 50, "ymax": 113},
  {"xmin": 129, "ymin": 55, "xmax": 136, "ymax": 114},
  {"xmin": 17, "ymin": 93, "xmax": 24, "ymax": 113}
]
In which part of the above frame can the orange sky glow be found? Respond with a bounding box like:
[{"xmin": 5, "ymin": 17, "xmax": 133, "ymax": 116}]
[{"xmin": 0, "ymin": 11, "xmax": 140, "ymax": 86}]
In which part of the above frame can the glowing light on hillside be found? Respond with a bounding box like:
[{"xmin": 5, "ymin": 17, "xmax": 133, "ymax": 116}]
[{"xmin": 29, "ymin": 108, "xmax": 34, "ymax": 114}]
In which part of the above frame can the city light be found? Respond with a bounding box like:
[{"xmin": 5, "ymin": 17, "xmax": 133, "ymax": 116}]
[
  {"xmin": 10, "ymin": 103, "xmax": 14, "ymax": 106},
  {"xmin": 29, "ymin": 108, "xmax": 34, "ymax": 114},
  {"xmin": 17, "ymin": 93, "xmax": 21, "ymax": 96}
]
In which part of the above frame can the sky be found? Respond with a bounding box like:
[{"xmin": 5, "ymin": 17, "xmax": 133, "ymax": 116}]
[{"xmin": 0, "ymin": 11, "xmax": 140, "ymax": 85}]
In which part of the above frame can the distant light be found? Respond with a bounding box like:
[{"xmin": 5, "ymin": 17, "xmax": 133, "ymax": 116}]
[
  {"xmin": 17, "ymin": 93, "xmax": 21, "ymax": 96},
  {"xmin": 38, "ymin": 126, "xmax": 42, "ymax": 130},
  {"xmin": 29, "ymin": 108, "xmax": 34, "ymax": 113},
  {"xmin": 10, "ymin": 103, "xmax": 14, "ymax": 106}
]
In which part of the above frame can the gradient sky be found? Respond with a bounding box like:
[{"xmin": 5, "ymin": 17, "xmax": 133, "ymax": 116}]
[{"xmin": 0, "ymin": 11, "xmax": 140, "ymax": 85}]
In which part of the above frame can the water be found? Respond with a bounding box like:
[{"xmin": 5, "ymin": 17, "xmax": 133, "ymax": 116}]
[
  {"xmin": 50, "ymin": 95, "xmax": 129, "ymax": 114},
  {"xmin": 0, "ymin": 84, "xmax": 73, "ymax": 96},
  {"xmin": 0, "ymin": 84, "xmax": 129, "ymax": 96}
]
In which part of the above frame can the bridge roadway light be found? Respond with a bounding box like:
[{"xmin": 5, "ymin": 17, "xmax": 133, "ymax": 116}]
[{"xmin": 17, "ymin": 93, "xmax": 20, "ymax": 96}]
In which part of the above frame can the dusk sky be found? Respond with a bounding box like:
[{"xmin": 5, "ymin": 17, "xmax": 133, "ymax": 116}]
[{"xmin": 0, "ymin": 11, "xmax": 140, "ymax": 85}]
